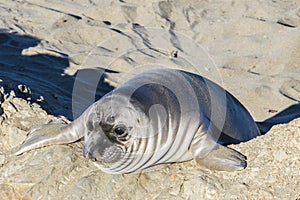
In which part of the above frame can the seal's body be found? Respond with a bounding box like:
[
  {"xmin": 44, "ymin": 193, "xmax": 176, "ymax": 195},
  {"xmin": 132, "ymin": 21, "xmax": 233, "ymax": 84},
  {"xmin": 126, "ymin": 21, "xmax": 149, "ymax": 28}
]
[{"xmin": 16, "ymin": 69, "xmax": 260, "ymax": 173}]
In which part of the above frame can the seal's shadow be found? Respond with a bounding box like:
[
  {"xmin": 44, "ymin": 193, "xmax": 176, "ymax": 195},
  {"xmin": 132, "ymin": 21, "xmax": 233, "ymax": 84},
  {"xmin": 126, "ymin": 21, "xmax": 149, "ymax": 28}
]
[
  {"xmin": 256, "ymin": 103, "xmax": 300, "ymax": 134},
  {"xmin": 0, "ymin": 31, "xmax": 114, "ymax": 120}
]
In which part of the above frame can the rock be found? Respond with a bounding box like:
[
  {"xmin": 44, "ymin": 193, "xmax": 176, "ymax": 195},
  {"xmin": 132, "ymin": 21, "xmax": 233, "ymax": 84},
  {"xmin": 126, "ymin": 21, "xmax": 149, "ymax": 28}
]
[
  {"xmin": 0, "ymin": 87, "xmax": 4, "ymax": 116},
  {"xmin": 0, "ymin": 154, "xmax": 5, "ymax": 166},
  {"xmin": 17, "ymin": 84, "xmax": 31, "ymax": 95},
  {"xmin": 273, "ymin": 150, "xmax": 288, "ymax": 162},
  {"xmin": 0, "ymin": 87, "xmax": 4, "ymax": 104},
  {"xmin": 0, "ymin": 92, "xmax": 299, "ymax": 199},
  {"xmin": 8, "ymin": 127, "xmax": 27, "ymax": 148},
  {"xmin": 17, "ymin": 84, "xmax": 31, "ymax": 101}
]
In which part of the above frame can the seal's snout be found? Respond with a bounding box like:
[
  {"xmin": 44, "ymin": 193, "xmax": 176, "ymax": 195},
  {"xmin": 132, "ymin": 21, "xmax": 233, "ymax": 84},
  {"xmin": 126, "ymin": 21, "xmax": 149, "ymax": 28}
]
[
  {"xmin": 83, "ymin": 132, "xmax": 124, "ymax": 164},
  {"xmin": 83, "ymin": 143, "xmax": 123, "ymax": 164},
  {"xmin": 82, "ymin": 139, "xmax": 103, "ymax": 161}
]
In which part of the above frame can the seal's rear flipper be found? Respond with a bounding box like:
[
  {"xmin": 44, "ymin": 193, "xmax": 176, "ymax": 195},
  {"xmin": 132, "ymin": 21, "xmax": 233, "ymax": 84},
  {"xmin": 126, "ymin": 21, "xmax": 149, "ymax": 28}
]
[
  {"xmin": 190, "ymin": 126, "xmax": 247, "ymax": 171},
  {"xmin": 192, "ymin": 144, "xmax": 246, "ymax": 171},
  {"xmin": 15, "ymin": 122, "xmax": 82, "ymax": 156}
]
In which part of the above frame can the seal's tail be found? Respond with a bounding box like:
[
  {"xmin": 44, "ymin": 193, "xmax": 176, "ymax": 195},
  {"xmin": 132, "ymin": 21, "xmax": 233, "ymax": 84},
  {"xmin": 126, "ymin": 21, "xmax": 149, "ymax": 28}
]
[{"xmin": 256, "ymin": 103, "xmax": 300, "ymax": 134}]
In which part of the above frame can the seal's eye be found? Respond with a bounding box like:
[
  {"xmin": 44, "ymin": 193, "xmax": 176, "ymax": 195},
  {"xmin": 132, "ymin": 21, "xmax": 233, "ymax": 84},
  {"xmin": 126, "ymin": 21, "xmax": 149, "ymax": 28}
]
[
  {"xmin": 113, "ymin": 125, "xmax": 131, "ymax": 141},
  {"xmin": 115, "ymin": 127, "xmax": 125, "ymax": 135},
  {"xmin": 114, "ymin": 126, "xmax": 127, "ymax": 137}
]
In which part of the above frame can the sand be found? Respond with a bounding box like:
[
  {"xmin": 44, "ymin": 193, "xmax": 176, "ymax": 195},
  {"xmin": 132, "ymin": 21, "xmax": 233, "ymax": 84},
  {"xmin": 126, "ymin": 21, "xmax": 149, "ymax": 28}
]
[{"xmin": 0, "ymin": 0, "xmax": 300, "ymax": 199}]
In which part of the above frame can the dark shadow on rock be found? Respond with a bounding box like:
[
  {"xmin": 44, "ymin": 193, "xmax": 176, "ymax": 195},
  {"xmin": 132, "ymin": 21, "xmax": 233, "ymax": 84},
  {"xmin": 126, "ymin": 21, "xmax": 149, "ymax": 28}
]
[
  {"xmin": 256, "ymin": 103, "xmax": 300, "ymax": 134},
  {"xmin": 0, "ymin": 30, "xmax": 114, "ymax": 120},
  {"xmin": 219, "ymin": 103, "xmax": 300, "ymax": 146}
]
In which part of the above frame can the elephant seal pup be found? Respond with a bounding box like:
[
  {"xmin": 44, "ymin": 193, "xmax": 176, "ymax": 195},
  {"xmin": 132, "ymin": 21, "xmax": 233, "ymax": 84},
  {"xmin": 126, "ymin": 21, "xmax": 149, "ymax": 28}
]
[{"xmin": 16, "ymin": 68, "xmax": 260, "ymax": 174}]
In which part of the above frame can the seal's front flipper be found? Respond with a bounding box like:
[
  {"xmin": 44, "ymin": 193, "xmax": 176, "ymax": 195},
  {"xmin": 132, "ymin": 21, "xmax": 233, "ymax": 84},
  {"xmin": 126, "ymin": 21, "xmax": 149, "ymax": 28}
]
[
  {"xmin": 192, "ymin": 144, "xmax": 246, "ymax": 171},
  {"xmin": 15, "ymin": 122, "xmax": 82, "ymax": 156}
]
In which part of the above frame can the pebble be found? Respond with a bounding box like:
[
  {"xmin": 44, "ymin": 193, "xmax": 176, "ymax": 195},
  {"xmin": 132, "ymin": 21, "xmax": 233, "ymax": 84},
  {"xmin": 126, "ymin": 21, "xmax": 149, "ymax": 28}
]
[
  {"xmin": 274, "ymin": 150, "xmax": 288, "ymax": 161},
  {"xmin": 8, "ymin": 127, "xmax": 26, "ymax": 147},
  {"xmin": 0, "ymin": 87, "xmax": 4, "ymax": 103},
  {"xmin": 20, "ymin": 120, "xmax": 30, "ymax": 127},
  {"xmin": 0, "ymin": 154, "xmax": 5, "ymax": 165},
  {"xmin": 17, "ymin": 84, "xmax": 31, "ymax": 94},
  {"xmin": 36, "ymin": 95, "xmax": 44, "ymax": 102}
]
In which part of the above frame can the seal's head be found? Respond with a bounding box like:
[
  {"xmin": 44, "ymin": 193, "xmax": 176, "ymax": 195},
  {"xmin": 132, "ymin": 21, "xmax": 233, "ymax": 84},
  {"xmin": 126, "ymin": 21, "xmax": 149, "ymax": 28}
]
[{"xmin": 82, "ymin": 91, "xmax": 150, "ymax": 171}]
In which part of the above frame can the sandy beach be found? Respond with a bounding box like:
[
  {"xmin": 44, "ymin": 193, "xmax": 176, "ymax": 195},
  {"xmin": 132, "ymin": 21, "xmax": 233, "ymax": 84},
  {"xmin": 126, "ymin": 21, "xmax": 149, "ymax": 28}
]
[{"xmin": 0, "ymin": 0, "xmax": 300, "ymax": 199}]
